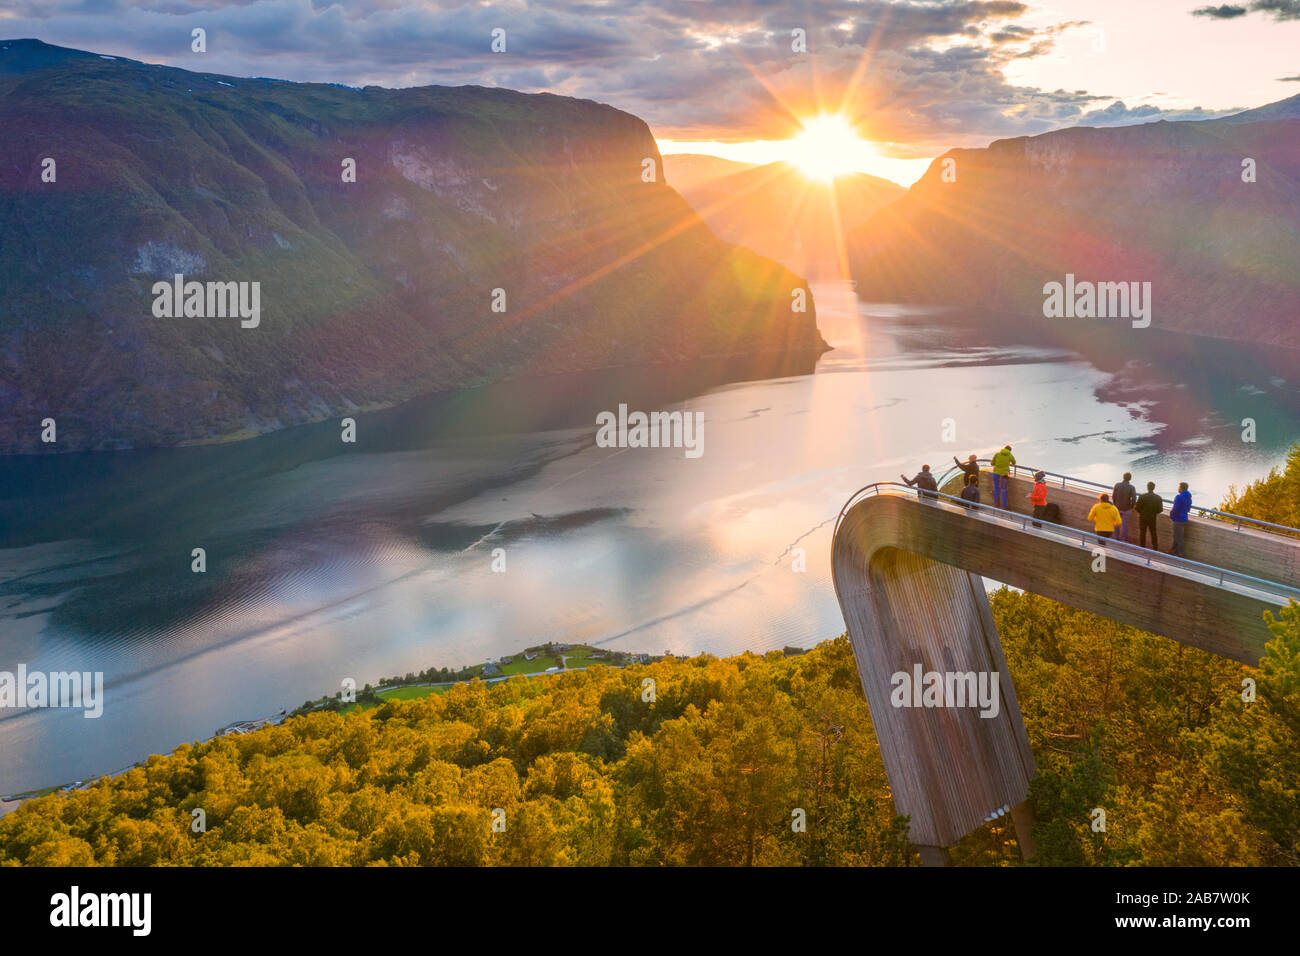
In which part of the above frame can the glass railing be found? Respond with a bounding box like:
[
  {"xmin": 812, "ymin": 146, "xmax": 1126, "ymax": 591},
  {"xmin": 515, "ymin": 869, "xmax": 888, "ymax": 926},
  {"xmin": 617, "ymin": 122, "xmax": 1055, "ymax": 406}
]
[
  {"xmin": 935, "ymin": 459, "xmax": 1300, "ymax": 538},
  {"xmin": 835, "ymin": 481, "xmax": 1300, "ymax": 605}
]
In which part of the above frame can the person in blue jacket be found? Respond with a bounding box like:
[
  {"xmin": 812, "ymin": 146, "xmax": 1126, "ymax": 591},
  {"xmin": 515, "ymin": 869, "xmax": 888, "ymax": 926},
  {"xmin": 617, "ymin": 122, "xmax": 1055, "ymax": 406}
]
[{"xmin": 1170, "ymin": 481, "xmax": 1192, "ymax": 556}]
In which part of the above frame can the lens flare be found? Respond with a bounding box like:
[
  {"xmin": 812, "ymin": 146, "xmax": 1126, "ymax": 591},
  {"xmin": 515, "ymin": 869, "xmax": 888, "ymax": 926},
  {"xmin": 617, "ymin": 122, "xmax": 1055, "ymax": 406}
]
[{"xmin": 787, "ymin": 114, "xmax": 872, "ymax": 181}]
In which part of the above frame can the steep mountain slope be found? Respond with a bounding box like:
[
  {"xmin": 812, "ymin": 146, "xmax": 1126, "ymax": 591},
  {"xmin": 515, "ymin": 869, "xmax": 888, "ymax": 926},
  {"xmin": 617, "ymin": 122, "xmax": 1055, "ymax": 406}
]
[
  {"xmin": 665, "ymin": 156, "xmax": 904, "ymax": 278},
  {"xmin": 847, "ymin": 95, "xmax": 1300, "ymax": 347},
  {"xmin": 0, "ymin": 40, "xmax": 824, "ymax": 453}
]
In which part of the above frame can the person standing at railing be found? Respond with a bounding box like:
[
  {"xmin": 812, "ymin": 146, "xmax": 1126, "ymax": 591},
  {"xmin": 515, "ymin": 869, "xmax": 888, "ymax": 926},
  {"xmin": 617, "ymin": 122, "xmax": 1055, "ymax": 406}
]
[
  {"xmin": 1111, "ymin": 472, "xmax": 1137, "ymax": 543},
  {"xmin": 1135, "ymin": 481, "xmax": 1163, "ymax": 550},
  {"xmin": 1088, "ymin": 493, "xmax": 1122, "ymax": 541},
  {"xmin": 901, "ymin": 464, "xmax": 939, "ymax": 500},
  {"xmin": 953, "ymin": 454, "xmax": 980, "ymax": 485},
  {"xmin": 990, "ymin": 445, "xmax": 1015, "ymax": 509},
  {"xmin": 1170, "ymin": 482, "xmax": 1192, "ymax": 556},
  {"xmin": 1028, "ymin": 470, "xmax": 1048, "ymax": 527},
  {"xmin": 960, "ymin": 472, "xmax": 981, "ymax": 508}
]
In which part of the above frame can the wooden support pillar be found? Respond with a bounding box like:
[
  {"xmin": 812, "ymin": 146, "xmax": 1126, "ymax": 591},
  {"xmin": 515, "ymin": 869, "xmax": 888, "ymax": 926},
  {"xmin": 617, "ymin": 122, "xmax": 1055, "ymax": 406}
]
[
  {"xmin": 832, "ymin": 526, "xmax": 1037, "ymax": 850},
  {"xmin": 917, "ymin": 845, "xmax": 952, "ymax": 867},
  {"xmin": 1010, "ymin": 800, "xmax": 1036, "ymax": 862}
]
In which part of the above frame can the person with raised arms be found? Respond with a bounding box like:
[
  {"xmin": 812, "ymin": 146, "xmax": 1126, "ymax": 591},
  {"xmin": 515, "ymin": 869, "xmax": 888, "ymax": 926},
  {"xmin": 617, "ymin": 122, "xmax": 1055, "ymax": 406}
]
[
  {"xmin": 901, "ymin": 464, "xmax": 939, "ymax": 500},
  {"xmin": 953, "ymin": 454, "xmax": 980, "ymax": 485}
]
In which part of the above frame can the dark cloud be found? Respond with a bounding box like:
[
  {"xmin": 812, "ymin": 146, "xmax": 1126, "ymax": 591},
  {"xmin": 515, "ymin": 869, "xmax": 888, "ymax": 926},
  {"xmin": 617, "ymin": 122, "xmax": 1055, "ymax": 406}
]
[
  {"xmin": 1193, "ymin": 1, "xmax": 1300, "ymax": 18},
  {"xmin": 1280, "ymin": 74, "xmax": 1300, "ymax": 80},
  {"xmin": 1191, "ymin": 4, "xmax": 1249, "ymax": 17},
  {"xmin": 1252, "ymin": 0, "xmax": 1300, "ymax": 20}
]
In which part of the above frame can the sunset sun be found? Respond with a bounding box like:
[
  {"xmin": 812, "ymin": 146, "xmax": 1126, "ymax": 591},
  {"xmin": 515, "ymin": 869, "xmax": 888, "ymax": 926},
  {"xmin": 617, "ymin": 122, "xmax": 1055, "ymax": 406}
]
[{"xmin": 787, "ymin": 114, "xmax": 872, "ymax": 181}]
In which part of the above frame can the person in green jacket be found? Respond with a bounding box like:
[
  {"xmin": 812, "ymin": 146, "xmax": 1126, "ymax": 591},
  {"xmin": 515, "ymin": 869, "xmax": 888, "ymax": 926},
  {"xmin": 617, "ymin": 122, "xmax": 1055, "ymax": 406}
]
[{"xmin": 990, "ymin": 445, "xmax": 1015, "ymax": 509}]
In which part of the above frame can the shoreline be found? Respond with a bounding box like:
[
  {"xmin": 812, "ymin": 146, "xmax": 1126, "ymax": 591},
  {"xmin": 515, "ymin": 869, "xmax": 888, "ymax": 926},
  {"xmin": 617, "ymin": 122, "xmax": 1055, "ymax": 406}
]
[
  {"xmin": 1, "ymin": 641, "xmax": 662, "ymax": 805},
  {"xmin": 0, "ymin": 344, "xmax": 830, "ymax": 457}
]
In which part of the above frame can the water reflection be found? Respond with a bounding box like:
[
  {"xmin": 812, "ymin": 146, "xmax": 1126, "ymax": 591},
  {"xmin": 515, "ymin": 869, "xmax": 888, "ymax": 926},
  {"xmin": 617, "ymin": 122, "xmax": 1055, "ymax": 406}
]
[{"xmin": 1, "ymin": 280, "xmax": 1298, "ymax": 793}]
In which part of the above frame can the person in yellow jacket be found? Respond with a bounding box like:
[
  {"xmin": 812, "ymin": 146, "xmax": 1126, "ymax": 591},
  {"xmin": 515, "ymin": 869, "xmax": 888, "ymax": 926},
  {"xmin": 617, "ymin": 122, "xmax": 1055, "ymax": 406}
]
[
  {"xmin": 1088, "ymin": 493, "xmax": 1123, "ymax": 540},
  {"xmin": 990, "ymin": 445, "xmax": 1015, "ymax": 509}
]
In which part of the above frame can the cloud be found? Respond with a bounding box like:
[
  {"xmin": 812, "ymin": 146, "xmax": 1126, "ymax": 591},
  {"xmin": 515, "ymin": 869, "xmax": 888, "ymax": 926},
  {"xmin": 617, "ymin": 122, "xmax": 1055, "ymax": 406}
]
[
  {"xmin": 1191, "ymin": 4, "xmax": 1249, "ymax": 17},
  {"xmin": 1074, "ymin": 99, "xmax": 1239, "ymax": 125},
  {"xmin": 1251, "ymin": 0, "xmax": 1300, "ymax": 20},
  {"xmin": 0, "ymin": 0, "xmax": 1256, "ymax": 155},
  {"xmin": 1192, "ymin": 1, "xmax": 1300, "ymax": 18}
]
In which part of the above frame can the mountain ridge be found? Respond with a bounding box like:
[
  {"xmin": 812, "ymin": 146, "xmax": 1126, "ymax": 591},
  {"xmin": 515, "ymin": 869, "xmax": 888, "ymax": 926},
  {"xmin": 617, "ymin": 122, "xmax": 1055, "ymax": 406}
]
[
  {"xmin": 0, "ymin": 40, "xmax": 825, "ymax": 453},
  {"xmin": 847, "ymin": 93, "xmax": 1300, "ymax": 348}
]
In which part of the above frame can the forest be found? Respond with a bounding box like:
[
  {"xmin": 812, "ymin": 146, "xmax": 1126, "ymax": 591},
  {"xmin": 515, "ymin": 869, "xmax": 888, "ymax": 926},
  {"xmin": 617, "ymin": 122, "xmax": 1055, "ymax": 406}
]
[{"xmin": 2, "ymin": 446, "xmax": 1297, "ymax": 866}]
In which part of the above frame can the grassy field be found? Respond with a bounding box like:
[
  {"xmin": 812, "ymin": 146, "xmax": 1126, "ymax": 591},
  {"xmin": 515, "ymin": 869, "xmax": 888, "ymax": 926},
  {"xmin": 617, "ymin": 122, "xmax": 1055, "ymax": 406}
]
[
  {"xmin": 336, "ymin": 645, "xmax": 622, "ymax": 713},
  {"xmin": 6, "ymin": 783, "xmax": 66, "ymax": 800},
  {"xmin": 498, "ymin": 654, "xmax": 560, "ymax": 675},
  {"xmin": 565, "ymin": 646, "xmax": 609, "ymax": 666},
  {"xmin": 496, "ymin": 644, "xmax": 611, "ymax": 676}
]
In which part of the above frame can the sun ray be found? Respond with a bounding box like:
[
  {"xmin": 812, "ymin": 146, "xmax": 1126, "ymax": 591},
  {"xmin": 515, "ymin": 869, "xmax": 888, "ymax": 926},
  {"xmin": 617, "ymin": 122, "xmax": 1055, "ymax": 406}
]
[
  {"xmin": 724, "ymin": 43, "xmax": 816, "ymax": 140},
  {"xmin": 837, "ymin": 4, "xmax": 893, "ymax": 122}
]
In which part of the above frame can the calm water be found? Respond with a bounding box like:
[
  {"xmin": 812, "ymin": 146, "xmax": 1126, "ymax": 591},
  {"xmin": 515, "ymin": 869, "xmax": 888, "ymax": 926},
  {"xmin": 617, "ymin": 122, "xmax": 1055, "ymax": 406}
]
[{"xmin": 2, "ymin": 281, "xmax": 1298, "ymax": 794}]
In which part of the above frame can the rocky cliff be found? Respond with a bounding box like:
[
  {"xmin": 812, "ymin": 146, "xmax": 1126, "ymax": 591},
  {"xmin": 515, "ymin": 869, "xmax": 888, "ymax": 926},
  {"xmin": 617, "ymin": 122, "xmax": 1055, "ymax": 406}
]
[{"xmin": 0, "ymin": 40, "xmax": 824, "ymax": 453}]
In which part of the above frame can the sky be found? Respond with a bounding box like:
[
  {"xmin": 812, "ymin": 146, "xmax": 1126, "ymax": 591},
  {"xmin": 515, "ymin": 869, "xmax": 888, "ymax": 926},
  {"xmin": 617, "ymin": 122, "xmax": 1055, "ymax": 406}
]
[{"xmin": 2, "ymin": 0, "xmax": 1298, "ymax": 185}]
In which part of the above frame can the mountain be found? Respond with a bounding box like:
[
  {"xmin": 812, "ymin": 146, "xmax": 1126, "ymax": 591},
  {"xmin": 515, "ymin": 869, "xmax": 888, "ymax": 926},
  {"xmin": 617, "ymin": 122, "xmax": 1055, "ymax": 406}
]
[
  {"xmin": 0, "ymin": 40, "xmax": 824, "ymax": 453},
  {"xmin": 846, "ymin": 94, "xmax": 1300, "ymax": 348},
  {"xmin": 1218, "ymin": 95, "xmax": 1300, "ymax": 125},
  {"xmin": 660, "ymin": 153, "xmax": 756, "ymax": 192},
  {"xmin": 664, "ymin": 156, "xmax": 904, "ymax": 278}
]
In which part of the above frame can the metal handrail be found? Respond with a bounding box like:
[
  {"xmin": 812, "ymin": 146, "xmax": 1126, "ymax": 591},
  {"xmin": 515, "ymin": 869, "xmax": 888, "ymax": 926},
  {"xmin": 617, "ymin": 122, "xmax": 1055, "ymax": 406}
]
[
  {"xmin": 935, "ymin": 458, "xmax": 1300, "ymax": 538},
  {"xmin": 834, "ymin": 480, "xmax": 1300, "ymax": 604}
]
